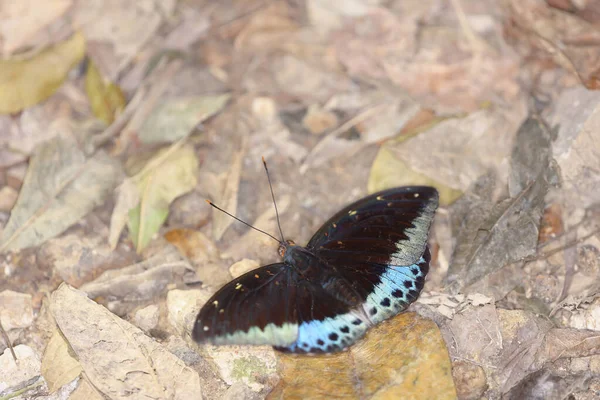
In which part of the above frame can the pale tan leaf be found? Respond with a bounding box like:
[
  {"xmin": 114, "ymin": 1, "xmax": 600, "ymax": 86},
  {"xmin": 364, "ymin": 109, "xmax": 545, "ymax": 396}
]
[
  {"xmin": 139, "ymin": 94, "xmax": 231, "ymax": 144},
  {"xmin": 50, "ymin": 284, "xmax": 202, "ymax": 400},
  {"xmin": 41, "ymin": 329, "xmax": 82, "ymax": 393},
  {"xmin": 0, "ymin": 135, "xmax": 122, "ymax": 253}
]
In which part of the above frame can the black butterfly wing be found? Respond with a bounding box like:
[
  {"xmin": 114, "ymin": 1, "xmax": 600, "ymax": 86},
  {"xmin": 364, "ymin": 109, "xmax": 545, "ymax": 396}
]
[
  {"xmin": 193, "ymin": 186, "xmax": 439, "ymax": 354},
  {"xmin": 193, "ymin": 262, "xmax": 368, "ymax": 351},
  {"xmin": 193, "ymin": 263, "xmax": 299, "ymax": 347},
  {"xmin": 307, "ymin": 186, "xmax": 439, "ymax": 325},
  {"xmin": 308, "ymin": 186, "xmax": 438, "ymax": 265}
]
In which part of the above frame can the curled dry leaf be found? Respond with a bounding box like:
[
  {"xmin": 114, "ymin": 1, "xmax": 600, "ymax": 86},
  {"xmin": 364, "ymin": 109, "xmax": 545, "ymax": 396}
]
[
  {"xmin": 50, "ymin": 284, "xmax": 202, "ymax": 399},
  {"xmin": 85, "ymin": 59, "xmax": 126, "ymax": 125},
  {"xmin": 139, "ymin": 94, "xmax": 231, "ymax": 144},
  {"xmin": 0, "ymin": 135, "xmax": 122, "ymax": 253},
  {"xmin": 41, "ymin": 328, "xmax": 82, "ymax": 393},
  {"xmin": 270, "ymin": 313, "xmax": 456, "ymax": 399},
  {"xmin": 0, "ymin": 32, "xmax": 85, "ymax": 114},
  {"xmin": 109, "ymin": 143, "xmax": 198, "ymax": 252}
]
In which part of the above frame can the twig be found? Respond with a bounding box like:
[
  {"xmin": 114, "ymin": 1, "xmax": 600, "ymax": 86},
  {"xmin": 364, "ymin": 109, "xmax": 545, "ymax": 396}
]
[{"xmin": 0, "ymin": 319, "xmax": 17, "ymax": 362}]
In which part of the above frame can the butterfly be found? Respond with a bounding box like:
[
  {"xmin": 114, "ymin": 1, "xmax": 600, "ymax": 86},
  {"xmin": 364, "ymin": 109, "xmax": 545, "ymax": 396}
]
[{"xmin": 193, "ymin": 185, "xmax": 439, "ymax": 353}]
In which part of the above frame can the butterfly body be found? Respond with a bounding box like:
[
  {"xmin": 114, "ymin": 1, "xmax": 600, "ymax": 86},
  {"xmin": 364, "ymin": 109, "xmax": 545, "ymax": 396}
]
[{"xmin": 193, "ymin": 186, "xmax": 439, "ymax": 353}]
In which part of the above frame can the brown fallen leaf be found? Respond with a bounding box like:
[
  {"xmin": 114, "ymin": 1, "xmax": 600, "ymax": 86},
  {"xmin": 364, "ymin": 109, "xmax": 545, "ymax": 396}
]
[
  {"xmin": 270, "ymin": 312, "xmax": 457, "ymax": 400},
  {"xmin": 50, "ymin": 284, "xmax": 202, "ymax": 399},
  {"xmin": 0, "ymin": 32, "xmax": 85, "ymax": 114}
]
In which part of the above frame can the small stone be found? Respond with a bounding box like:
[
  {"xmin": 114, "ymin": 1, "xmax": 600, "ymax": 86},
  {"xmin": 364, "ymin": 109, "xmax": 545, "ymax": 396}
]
[
  {"xmin": 570, "ymin": 357, "xmax": 590, "ymax": 373},
  {"xmin": 252, "ymin": 97, "xmax": 277, "ymax": 124},
  {"xmin": 452, "ymin": 360, "xmax": 488, "ymax": 400},
  {"xmin": 206, "ymin": 345, "xmax": 278, "ymax": 393},
  {"xmin": 0, "ymin": 290, "xmax": 33, "ymax": 330},
  {"xmin": 134, "ymin": 305, "xmax": 160, "ymax": 333},
  {"xmin": 229, "ymin": 259, "xmax": 260, "ymax": 278},
  {"xmin": 0, "ymin": 345, "xmax": 43, "ymax": 395},
  {"xmin": 568, "ymin": 298, "xmax": 600, "ymax": 330},
  {"xmin": 221, "ymin": 382, "xmax": 255, "ymax": 400},
  {"xmin": 0, "ymin": 186, "xmax": 18, "ymax": 212},
  {"xmin": 578, "ymin": 245, "xmax": 600, "ymax": 276},
  {"xmin": 590, "ymin": 355, "xmax": 600, "ymax": 374},
  {"xmin": 467, "ymin": 293, "xmax": 493, "ymax": 306}
]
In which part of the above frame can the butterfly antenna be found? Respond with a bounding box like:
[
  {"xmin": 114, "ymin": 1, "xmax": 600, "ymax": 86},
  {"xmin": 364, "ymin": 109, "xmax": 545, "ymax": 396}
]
[
  {"xmin": 262, "ymin": 157, "xmax": 286, "ymax": 243},
  {"xmin": 205, "ymin": 200, "xmax": 281, "ymax": 244}
]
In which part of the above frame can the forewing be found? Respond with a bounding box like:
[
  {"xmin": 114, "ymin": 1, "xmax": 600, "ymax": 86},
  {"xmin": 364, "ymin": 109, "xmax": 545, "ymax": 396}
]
[
  {"xmin": 306, "ymin": 187, "xmax": 438, "ymax": 335},
  {"xmin": 192, "ymin": 263, "xmax": 299, "ymax": 347},
  {"xmin": 193, "ymin": 260, "xmax": 371, "ymax": 353},
  {"xmin": 308, "ymin": 186, "xmax": 439, "ymax": 266}
]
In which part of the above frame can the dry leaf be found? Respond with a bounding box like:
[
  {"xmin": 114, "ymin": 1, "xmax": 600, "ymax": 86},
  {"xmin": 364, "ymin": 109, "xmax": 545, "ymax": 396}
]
[
  {"xmin": 270, "ymin": 313, "xmax": 457, "ymax": 399},
  {"xmin": 392, "ymin": 108, "xmax": 527, "ymax": 192},
  {"xmin": 126, "ymin": 144, "xmax": 198, "ymax": 252},
  {"xmin": 0, "ymin": 135, "xmax": 122, "ymax": 253},
  {"xmin": 212, "ymin": 138, "xmax": 247, "ymax": 241},
  {"xmin": 164, "ymin": 228, "xmax": 219, "ymax": 265},
  {"xmin": 369, "ymin": 146, "xmax": 463, "ymax": 206},
  {"xmin": 139, "ymin": 94, "xmax": 231, "ymax": 144},
  {"xmin": 50, "ymin": 284, "xmax": 202, "ymax": 399},
  {"xmin": 85, "ymin": 59, "xmax": 126, "ymax": 125},
  {"xmin": 69, "ymin": 378, "xmax": 104, "ymax": 400},
  {"xmin": 447, "ymin": 178, "xmax": 547, "ymax": 291},
  {"xmin": 0, "ymin": 0, "xmax": 73, "ymax": 55},
  {"xmin": 73, "ymin": 0, "xmax": 175, "ymax": 78},
  {"xmin": 108, "ymin": 179, "xmax": 140, "ymax": 249},
  {"xmin": 79, "ymin": 245, "xmax": 193, "ymax": 311},
  {"xmin": 41, "ymin": 328, "xmax": 82, "ymax": 393},
  {"xmin": 0, "ymin": 32, "xmax": 85, "ymax": 114}
]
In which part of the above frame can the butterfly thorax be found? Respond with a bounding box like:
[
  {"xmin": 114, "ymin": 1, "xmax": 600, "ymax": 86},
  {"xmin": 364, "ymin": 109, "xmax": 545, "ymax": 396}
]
[
  {"xmin": 282, "ymin": 242, "xmax": 321, "ymax": 276},
  {"xmin": 283, "ymin": 242, "xmax": 363, "ymax": 307}
]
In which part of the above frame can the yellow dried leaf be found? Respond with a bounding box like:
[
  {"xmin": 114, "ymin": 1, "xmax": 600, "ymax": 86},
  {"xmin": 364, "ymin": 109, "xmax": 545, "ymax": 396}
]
[
  {"xmin": 368, "ymin": 146, "xmax": 462, "ymax": 206},
  {"xmin": 85, "ymin": 59, "xmax": 125, "ymax": 124},
  {"xmin": 0, "ymin": 32, "xmax": 86, "ymax": 114}
]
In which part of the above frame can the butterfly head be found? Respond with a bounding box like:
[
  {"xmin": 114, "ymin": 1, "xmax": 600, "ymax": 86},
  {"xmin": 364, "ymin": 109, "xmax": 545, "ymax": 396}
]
[{"xmin": 278, "ymin": 239, "xmax": 296, "ymax": 258}]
